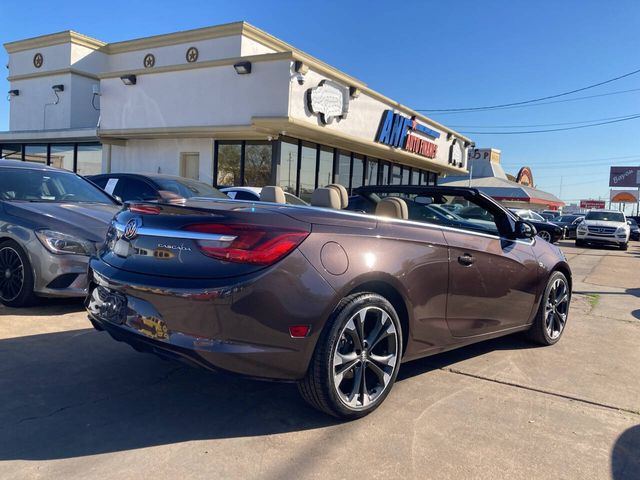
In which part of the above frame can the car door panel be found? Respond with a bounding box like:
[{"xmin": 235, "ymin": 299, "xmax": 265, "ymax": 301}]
[{"xmin": 444, "ymin": 230, "xmax": 539, "ymax": 337}]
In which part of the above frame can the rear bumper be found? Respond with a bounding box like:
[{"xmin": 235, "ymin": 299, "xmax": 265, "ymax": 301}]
[{"xmin": 85, "ymin": 250, "xmax": 337, "ymax": 381}]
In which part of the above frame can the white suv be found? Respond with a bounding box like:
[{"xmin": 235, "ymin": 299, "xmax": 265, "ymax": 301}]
[{"xmin": 576, "ymin": 209, "xmax": 630, "ymax": 250}]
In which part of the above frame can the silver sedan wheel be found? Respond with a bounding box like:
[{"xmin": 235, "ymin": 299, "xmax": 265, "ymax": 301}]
[
  {"xmin": 332, "ymin": 306, "xmax": 399, "ymax": 410},
  {"xmin": 544, "ymin": 277, "xmax": 569, "ymax": 339},
  {"xmin": 0, "ymin": 247, "xmax": 24, "ymax": 302},
  {"xmin": 537, "ymin": 230, "xmax": 552, "ymax": 242}
]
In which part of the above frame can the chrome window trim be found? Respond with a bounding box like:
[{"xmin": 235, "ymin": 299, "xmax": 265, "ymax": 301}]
[{"xmin": 113, "ymin": 222, "xmax": 236, "ymax": 242}]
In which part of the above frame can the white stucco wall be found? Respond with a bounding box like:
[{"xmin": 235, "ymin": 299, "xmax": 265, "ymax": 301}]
[
  {"xmin": 9, "ymin": 73, "xmax": 72, "ymax": 130},
  {"xmin": 99, "ymin": 59, "xmax": 291, "ymax": 130},
  {"xmin": 8, "ymin": 43, "xmax": 72, "ymax": 76},
  {"xmin": 70, "ymin": 74, "xmax": 101, "ymax": 128},
  {"xmin": 71, "ymin": 44, "xmax": 108, "ymax": 73},
  {"xmin": 107, "ymin": 35, "xmax": 244, "ymax": 72},
  {"xmin": 240, "ymin": 36, "xmax": 277, "ymax": 56},
  {"xmin": 110, "ymin": 138, "xmax": 214, "ymax": 184}
]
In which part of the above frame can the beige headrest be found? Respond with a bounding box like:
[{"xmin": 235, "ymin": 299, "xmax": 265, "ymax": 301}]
[
  {"xmin": 260, "ymin": 186, "xmax": 286, "ymax": 204},
  {"xmin": 326, "ymin": 183, "xmax": 348, "ymax": 209},
  {"xmin": 376, "ymin": 197, "xmax": 409, "ymax": 220},
  {"xmin": 311, "ymin": 187, "xmax": 341, "ymax": 209}
]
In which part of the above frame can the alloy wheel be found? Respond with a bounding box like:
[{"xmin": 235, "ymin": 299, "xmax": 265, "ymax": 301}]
[
  {"xmin": 0, "ymin": 247, "xmax": 24, "ymax": 302},
  {"xmin": 332, "ymin": 306, "xmax": 399, "ymax": 410},
  {"xmin": 538, "ymin": 230, "xmax": 552, "ymax": 242},
  {"xmin": 544, "ymin": 277, "xmax": 569, "ymax": 339}
]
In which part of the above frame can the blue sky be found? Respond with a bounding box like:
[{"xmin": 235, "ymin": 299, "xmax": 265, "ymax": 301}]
[{"xmin": 1, "ymin": 0, "xmax": 639, "ymax": 207}]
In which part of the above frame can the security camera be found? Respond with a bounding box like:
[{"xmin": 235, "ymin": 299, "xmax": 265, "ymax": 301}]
[{"xmin": 296, "ymin": 73, "xmax": 305, "ymax": 85}]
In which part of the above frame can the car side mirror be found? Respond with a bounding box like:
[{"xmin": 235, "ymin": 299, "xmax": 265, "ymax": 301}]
[
  {"xmin": 628, "ymin": 220, "xmax": 632, "ymax": 225},
  {"xmin": 516, "ymin": 220, "xmax": 537, "ymax": 239}
]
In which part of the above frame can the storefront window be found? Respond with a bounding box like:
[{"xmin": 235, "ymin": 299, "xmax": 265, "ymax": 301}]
[
  {"xmin": 217, "ymin": 143, "xmax": 241, "ymax": 186},
  {"xmin": 391, "ymin": 164, "xmax": 402, "ymax": 185},
  {"xmin": 76, "ymin": 144, "xmax": 102, "ymax": 176},
  {"xmin": 278, "ymin": 139, "xmax": 298, "ymax": 193},
  {"xmin": 1, "ymin": 144, "xmax": 22, "ymax": 161},
  {"xmin": 317, "ymin": 146, "xmax": 334, "ymax": 188},
  {"xmin": 337, "ymin": 151, "xmax": 351, "ymax": 189},
  {"xmin": 364, "ymin": 158, "xmax": 378, "ymax": 186},
  {"xmin": 411, "ymin": 169, "xmax": 419, "ymax": 186},
  {"xmin": 351, "ymin": 154, "xmax": 364, "ymax": 190},
  {"xmin": 244, "ymin": 142, "xmax": 272, "ymax": 187},
  {"xmin": 401, "ymin": 167, "xmax": 410, "ymax": 185},
  {"xmin": 24, "ymin": 145, "xmax": 47, "ymax": 165},
  {"xmin": 299, "ymin": 142, "xmax": 317, "ymax": 202},
  {"xmin": 50, "ymin": 145, "xmax": 74, "ymax": 171},
  {"xmin": 380, "ymin": 162, "xmax": 390, "ymax": 185}
]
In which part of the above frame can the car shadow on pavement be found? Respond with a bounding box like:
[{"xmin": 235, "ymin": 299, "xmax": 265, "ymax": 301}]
[
  {"xmin": 0, "ymin": 298, "xmax": 84, "ymax": 316},
  {"xmin": 0, "ymin": 325, "xmax": 542, "ymax": 461},
  {"xmin": 611, "ymin": 425, "xmax": 640, "ymax": 479}
]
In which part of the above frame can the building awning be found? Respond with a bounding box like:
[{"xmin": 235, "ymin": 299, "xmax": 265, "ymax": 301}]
[
  {"xmin": 440, "ymin": 175, "xmax": 564, "ymax": 208},
  {"xmin": 0, "ymin": 128, "xmax": 98, "ymax": 143}
]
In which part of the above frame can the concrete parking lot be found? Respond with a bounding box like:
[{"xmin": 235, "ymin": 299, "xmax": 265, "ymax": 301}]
[{"xmin": 1, "ymin": 241, "xmax": 639, "ymax": 480}]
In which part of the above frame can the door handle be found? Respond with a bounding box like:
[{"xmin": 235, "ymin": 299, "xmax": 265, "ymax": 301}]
[{"xmin": 458, "ymin": 253, "xmax": 475, "ymax": 266}]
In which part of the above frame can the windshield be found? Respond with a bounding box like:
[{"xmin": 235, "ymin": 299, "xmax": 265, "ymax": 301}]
[
  {"xmin": 0, "ymin": 168, "xmax": 116, "ymax": 204},
  {"xmin": 585, "ymin": 211, "xmax": 625, "ymax": 222},
  {"xmin": 557, "ymin": 215, "xmax": 578, "ymax": 222},
  {"xmin": 154, "ymin": 178, "xmax": 226, "ymax": 199}
]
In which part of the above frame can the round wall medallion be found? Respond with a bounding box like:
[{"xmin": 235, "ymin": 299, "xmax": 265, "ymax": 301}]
[
  {"xmin": 33, "ymin": 53, "xmax": 43, "ymax": 68},
  {"xmin": 143, "ymin": 53, "xmax": 155, "ymax": 68},
  {"xmin": 186, "ymin": 47, "xmax": 199, "ymax": 63}
]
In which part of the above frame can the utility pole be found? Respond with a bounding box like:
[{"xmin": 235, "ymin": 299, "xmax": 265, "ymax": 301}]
[{"xmin": 558, "ymin": 176, "xmax": 563, "ymax": 201}]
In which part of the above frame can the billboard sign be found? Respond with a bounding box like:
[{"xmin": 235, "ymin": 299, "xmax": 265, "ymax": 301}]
[
  {"xmin": 580, "ymin": 199, "xmax": 606, "ymax": 209},
  {"xmin": 609, "ymin": 166, "xmax": 640, "ymax": 187},
  {"xmin": 610, "ymin": 190, "xmax": 639, "ymax": 203}
]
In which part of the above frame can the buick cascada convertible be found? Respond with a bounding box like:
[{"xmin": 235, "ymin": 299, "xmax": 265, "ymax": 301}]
[{"xmin": 86, "ymin": 184, "xmax": 572, "ymax": 419}]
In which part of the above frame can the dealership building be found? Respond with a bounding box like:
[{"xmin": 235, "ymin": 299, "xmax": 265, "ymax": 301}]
[{"xmin": 0, "ymin": 22, "xmax": 471, "ymax": 200}]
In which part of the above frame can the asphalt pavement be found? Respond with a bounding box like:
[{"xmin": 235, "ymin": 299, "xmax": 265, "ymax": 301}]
[{"xmin": 1, "ymin": 240, "xmax": 639, "ymax": 479}]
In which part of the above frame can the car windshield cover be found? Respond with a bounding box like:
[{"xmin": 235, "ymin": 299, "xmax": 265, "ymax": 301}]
[
  {"xmin": 0, "ymin": 168, "xmax": 115, "ymax": 204},
  {"xmin": 585, "ymin": 211, "xmax": 625, "ymax": 222},
  {"xmin": 155, "ymin": 178, "xmax": 226, "ymax": 199}
]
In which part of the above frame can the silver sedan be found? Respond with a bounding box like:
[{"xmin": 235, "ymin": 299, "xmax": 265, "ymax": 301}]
[{"xmin": 0, "ymin": 160, "xmax": 120, "ymax": 307}]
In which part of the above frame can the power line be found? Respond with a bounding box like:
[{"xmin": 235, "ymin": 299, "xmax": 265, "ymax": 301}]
[
  {"xmin": 459, "ymin": 113, "xmax": 640, "ymax": 135},
  {"xmin": 423, "ymin": 87, "xmax": 640, "ymax": 115},
  {"xmin": 449, "ymin": 112, "xmax": 640, "ymax": 129},
  {"xmin": 416, "ymin": 66, "xmax": 640, "ymax": 112}
]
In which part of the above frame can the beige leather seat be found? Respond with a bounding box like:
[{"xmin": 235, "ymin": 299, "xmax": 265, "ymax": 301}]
[
  {"xmin": 260, "ymin": 186, "xmax": 286, "ymax": 204},
  {"xmin": 311, "ymin": 187, "xmax": 341, "ymax": 209},
  {"xmin": 376, "ymin": 197, "xmax": 409, "ymax": 220},
  {"xmin": 326, "ymin": 184, "xmax": 348, "ymax": 209}
]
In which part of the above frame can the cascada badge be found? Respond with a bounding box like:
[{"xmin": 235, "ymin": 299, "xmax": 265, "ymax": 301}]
[
  {"xmin": 306, "ymin": 80, "xmax": 349, "ymax": 125},
  {"xmin": 375, "ymin": 110, "xmax": 441, "ymax": 159}
]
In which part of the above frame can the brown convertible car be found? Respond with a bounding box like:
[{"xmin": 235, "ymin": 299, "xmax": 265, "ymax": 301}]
[{"xmin": 86, "ymin": 184, "xmax": 571, "ymax": 419}]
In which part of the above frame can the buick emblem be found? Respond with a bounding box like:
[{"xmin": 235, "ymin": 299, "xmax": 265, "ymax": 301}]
[{"xmin": 124, "ymin": 218, "xmax": 141, "ymax": 240}]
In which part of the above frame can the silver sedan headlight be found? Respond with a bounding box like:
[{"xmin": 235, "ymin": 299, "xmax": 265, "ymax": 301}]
[{"xmin": 35, "ymin": 230, "xmax": 96, "ymax": 256}]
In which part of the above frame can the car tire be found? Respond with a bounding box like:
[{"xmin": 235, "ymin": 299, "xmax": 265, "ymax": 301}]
[
  {"xmin": 0, "ymin": 239, "xmax": 37, "ymax": 308},
  {"xmin": 298, "ymin": 292, "xmax": 403, "ymax": 420},
  {"xmin": 537, "ymin": 230, "xmax": 552, "ymax": 242},
  {"xmin": 527, "ymin": 271, "xmax": 571, "ymax": 346},
  {"xmin": 620, "ymin": 242, "xmax": 628, "ymax": 251}
]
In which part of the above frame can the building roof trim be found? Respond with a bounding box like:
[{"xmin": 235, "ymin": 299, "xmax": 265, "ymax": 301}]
[{"xmin": 4, "ymin": 31, "xmax": 107, "ymax": 53}]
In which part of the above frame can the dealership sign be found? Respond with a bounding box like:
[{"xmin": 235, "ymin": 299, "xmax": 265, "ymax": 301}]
[
  {"xmin": 580, "ymin": 199, "xmax": 606, "ymax": 209},
  {"xmin": 609, "ymin": 166, "xmax": 640, "ymax": 187},
  {"xmin": 376, "ymin": 110, "xmax": 441, "ymax": 159},
  {"xmin": 610, "ymin": 190, "xmax": 639, "ymax": 203},
  {"xmin": 306, "ymin": 80, "xmax": 349, "ymax": 125}
]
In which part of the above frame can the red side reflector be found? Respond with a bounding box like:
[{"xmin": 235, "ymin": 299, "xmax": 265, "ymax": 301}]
[
  {"xmin": 129, "ymin": 204, "xmax": 161, "ymax": 214},
  {"xmin": 289, "ymin": 325, "xmax": 311, "ymax": 338}
]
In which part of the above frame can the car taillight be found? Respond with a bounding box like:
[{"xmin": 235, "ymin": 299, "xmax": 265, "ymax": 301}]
[{"xmin": 183, "ymin": 223, "xmax": 309, "ymax": 265}]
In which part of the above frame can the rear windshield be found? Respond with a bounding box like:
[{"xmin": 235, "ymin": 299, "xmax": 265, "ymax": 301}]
[
  {"xmin": 0, "ymin": 168, "xmax": 116, "ymax": 204},
  {"xmin": 154, "ymin": 178, "xmax": 226, "ymax": 199},
  {"xmin": 585, "ymin": 211, "xmax": 625, "ymax": 222}
]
